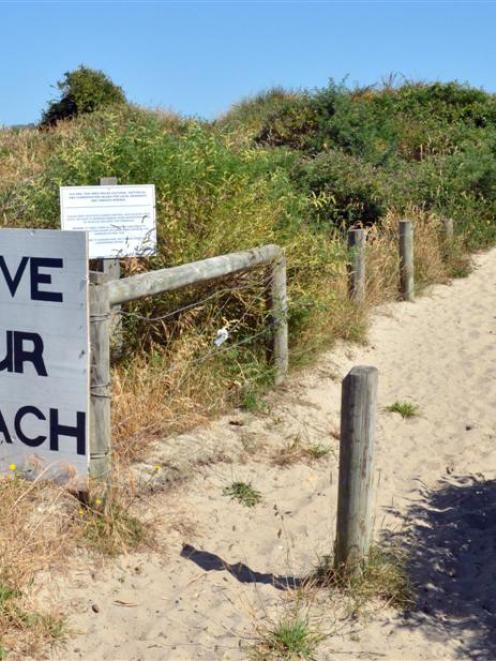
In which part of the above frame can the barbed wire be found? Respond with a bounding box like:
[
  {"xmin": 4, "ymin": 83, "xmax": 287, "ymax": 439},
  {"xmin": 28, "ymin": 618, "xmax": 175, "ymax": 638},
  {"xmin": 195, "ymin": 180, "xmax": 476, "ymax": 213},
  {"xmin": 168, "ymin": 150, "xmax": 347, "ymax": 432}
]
[{"xmin": 117, "ymin": 272, "xmax": 273, "ymax": 324}]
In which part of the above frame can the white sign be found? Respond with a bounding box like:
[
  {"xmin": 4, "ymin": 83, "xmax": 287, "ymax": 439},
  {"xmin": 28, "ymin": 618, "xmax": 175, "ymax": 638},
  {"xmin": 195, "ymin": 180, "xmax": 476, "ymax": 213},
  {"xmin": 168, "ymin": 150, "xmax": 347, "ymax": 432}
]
[
  {"xmin": 60, "ymin": 185, "xmax": 156, "ymax": 259},
  {"xmin": 0, "ymin": 229, "xmax": 89, "ymax": 489}
]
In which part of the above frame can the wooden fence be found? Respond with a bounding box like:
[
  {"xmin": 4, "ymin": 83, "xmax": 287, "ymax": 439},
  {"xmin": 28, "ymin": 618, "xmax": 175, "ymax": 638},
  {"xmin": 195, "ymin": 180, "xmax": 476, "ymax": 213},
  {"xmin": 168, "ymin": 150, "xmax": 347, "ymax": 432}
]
[
  {"xmin": 88, "ymin": 215, "xmax": 455, "ymax": 571},
  {"xmin": 88, "ymin": 244, "xmax": 288, "ymax": 481}
]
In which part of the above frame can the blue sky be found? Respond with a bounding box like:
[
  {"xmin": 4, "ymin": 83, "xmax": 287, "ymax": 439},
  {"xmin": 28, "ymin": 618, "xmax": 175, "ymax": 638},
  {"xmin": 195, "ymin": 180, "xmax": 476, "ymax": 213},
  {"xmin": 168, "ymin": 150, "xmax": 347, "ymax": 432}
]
[{"xmin": 1, "ymin": 0, "xmax": 495, "ymax": 126}]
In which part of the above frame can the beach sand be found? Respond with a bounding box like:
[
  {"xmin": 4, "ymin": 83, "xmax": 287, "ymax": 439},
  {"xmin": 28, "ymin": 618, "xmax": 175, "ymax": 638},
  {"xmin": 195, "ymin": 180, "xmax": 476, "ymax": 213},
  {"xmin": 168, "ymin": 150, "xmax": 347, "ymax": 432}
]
[{"xmin": 49, "ymin": 248, "xmax": 496, "ymax": 660}]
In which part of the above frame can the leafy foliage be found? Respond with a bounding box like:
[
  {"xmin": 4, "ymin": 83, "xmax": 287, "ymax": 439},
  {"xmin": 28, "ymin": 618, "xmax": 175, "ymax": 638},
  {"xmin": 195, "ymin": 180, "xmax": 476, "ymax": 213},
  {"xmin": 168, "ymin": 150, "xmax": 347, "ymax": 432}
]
[{"xmin": 40, "ymin": 66, "xmax": 126, "ymax": 127}]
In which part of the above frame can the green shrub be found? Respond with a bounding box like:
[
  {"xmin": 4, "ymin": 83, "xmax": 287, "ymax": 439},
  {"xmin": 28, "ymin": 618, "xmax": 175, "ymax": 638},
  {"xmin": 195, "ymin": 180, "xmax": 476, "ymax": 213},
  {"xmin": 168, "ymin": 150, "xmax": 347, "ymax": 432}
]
[{"xmin": 40, "ymin": 66, "xmax": 127, "ymax": 127}]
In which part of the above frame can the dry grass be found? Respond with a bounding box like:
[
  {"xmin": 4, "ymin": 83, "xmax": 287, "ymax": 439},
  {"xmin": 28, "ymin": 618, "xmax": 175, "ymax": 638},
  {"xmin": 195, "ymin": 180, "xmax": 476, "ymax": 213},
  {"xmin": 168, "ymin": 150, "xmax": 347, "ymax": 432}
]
[
  {"xmin": 0, "ymin": 473, "xmax": 153, "ymax": 658},
  {"xmin": 271, "ymin": 436, "xmax": 332, "ymax": 467},
  {"xmin": 366, "ymin": 208, "xmax": 471, "ymax": 308},
  {"xmin": 0, "ymin": 477, "xmax": 75, "ymax": 657},
  {"xmin": 310, "ymin": 545, "xmax": 414, "ymax": 616}
]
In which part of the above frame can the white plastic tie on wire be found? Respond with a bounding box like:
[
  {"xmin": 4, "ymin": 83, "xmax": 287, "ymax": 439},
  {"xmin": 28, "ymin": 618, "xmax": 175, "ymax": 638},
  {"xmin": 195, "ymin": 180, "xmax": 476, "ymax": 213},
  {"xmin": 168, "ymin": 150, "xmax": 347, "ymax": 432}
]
[{"xmin": 214, "ymin": 326, "xmax": 229, "ymax": 347}]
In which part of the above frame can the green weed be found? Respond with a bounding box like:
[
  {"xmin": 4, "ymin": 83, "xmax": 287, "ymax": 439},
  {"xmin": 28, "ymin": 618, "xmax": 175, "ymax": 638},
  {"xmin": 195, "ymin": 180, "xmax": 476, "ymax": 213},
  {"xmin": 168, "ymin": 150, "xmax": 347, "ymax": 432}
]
[
  {"xmin": 306, "ymin": 443, "xmax": 332, "ymax": 460},
  {"xmin": 387, "ymin": 401, "xmax": 420, "ymax": 418},
  {"xmin": 80, "ymin": 499, "xmax": 149, "ymax": 556},
  {"xmin": 256, "ymin": 615, "xmax": 323, "ymax": 659},
  {"xmin": 223, "ymin": 481, "xmax": 262, "ymax": 508}
]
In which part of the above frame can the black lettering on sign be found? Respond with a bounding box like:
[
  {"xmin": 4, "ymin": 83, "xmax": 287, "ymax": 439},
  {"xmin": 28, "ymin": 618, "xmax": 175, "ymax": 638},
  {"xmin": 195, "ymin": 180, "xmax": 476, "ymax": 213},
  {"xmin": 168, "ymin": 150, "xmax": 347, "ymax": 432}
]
[
  {"xmin": 15, "ymin": 406, "xmax": 47, "ymax": 447},
  {"xmin": 30, "ymin": 258, "xmax": 64, "ymax": 302},
  {"xmin": 0, "ymin": 331, "xmax": 13, "ymax": 372},
  {"xmin": 0, "ymin": 331, "xmax": 48, "ymax": 376},
  {"xmin": 0, "ymin": 410, "xmax": 12, "ymax": 444},
  {"xmin": 0, "ymin": 256, "xmax": 64, "ymax": 302},
  {"xmin": 49, "ymin": 409, "xmax": 86, "ymax": 456},
  {"xmin": 0, "ymin": 256, "xmax": 29, "ymax": 297}
]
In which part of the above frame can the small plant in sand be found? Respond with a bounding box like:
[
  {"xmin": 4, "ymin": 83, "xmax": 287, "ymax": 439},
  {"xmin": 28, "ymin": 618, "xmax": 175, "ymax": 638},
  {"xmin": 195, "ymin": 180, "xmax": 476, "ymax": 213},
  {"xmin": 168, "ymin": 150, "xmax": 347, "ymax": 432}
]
[
  {"xmin": 387, "ymin": 400, "xmax": 420, "ymax": 418},
  {"xmin": 272, "ymin": 437, "xmax": 332, "ymax": 467},
  {"xmin": 306, "ymin": 443, "xmax": 331, "ymax": 460},
  {"xmin": 241, "ymin": 386, "xmax": 270, "ymax": 414},
  {"xmin": 310, "ymin": 545, "xmax": 413, "ymax": 614},
  {"xmin": 0, "ymin": 579, "xmax": 67, "ymax": 657},
  {"xmin": 223, "ymin": 481, "xmax": 262, "ymax": 507},
  {"xmin": 255, "ymin": 614, "xmax": 323, "ymax": 659},
  {"xmin": 79, "ymin": 493, "xmax": 150, "ymax": 556}
]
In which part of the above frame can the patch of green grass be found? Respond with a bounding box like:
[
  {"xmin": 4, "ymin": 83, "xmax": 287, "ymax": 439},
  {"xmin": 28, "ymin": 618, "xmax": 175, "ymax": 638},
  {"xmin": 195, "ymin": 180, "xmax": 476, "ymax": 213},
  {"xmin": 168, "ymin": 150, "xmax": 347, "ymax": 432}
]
[
  {"xmin": 386, "ymin": 400, "xmax": 420, "ymax": 418},
  {"xmin": 0, "ymin": 585, "xmax": 18, "ymax": 610},
  {"xmin": 0, "ymin": 584, "xmax": 67, "ymax": 656},
  {"xmin": 81, "ymin": 500, "xmax": 149, "ymax": 556},
  {"xmin": 258, "ymin": 616, "xmax": 323, "ymax": 659},
  {"xmin": 311, "ymin": 545, "xmax": 413, "ymax": 613},
  {"xmin": 241, "ymin": 386, "xmax": 270, "ymax": 414},
  {"xmin": 223, "ymin": 481, "xmax": 262, "ymax": 508},
  {"xmin": 305, "ymin": 443, "xmax": 331, "ymax": 460},
  {"xmin": 16, "ymin": 611, "xmax": 66, "ymax": 642}
]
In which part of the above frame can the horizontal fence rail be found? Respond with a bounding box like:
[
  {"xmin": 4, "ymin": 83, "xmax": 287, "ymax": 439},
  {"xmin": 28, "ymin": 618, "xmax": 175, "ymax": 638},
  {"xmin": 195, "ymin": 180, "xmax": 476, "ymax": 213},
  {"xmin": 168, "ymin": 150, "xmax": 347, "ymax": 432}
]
[{"xmin": 105, "ymin": 244, "xmax": 283, "ymax": 306}]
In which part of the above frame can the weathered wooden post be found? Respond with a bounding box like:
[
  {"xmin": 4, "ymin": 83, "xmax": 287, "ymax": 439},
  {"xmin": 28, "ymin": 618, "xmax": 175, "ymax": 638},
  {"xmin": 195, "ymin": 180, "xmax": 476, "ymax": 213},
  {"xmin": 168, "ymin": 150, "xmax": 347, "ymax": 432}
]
[
  {"xmin": 399, "ymin": 219, "xmax": 414, "ymax": 301},
  {"xmin": 89, "ymin": 282, "xmax": 112, "ymax": 485},
  {"xmin": 99, "ymin": 177, "xmax": 123, "ymax": 358},
  {"xmin": 271, "ymin": 254, "xmax": 289, "ymax": 386},
  {"xmin": 347, "ymin": 228, "xmax": 366, "ymax": 303},
  {"xmin": 442, "ymin": 217, "xmax": 454, "ymax": 245},
  {"xmin": 335, "ymin": 365, "xmax": 378, "ymax": 576},
  {"xmin": 441, "ymin": 217, "xmax": 454, "ymax": 260}
]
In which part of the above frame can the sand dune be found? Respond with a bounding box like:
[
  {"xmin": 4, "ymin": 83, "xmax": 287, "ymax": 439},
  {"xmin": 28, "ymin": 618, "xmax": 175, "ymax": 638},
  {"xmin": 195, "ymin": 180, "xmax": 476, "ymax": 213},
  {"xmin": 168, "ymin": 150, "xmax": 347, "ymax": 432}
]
[{"xmin": 50, "ymin": 248, "xmax": 496, "ymax": 660}]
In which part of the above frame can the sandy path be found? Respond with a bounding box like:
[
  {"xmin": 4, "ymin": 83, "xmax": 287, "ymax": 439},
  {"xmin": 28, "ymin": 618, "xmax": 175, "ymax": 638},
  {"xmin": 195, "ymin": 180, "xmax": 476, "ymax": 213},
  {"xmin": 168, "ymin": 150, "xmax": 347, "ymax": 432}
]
[{"xmin": 51, "ymin": 249, "xmax": 496, "ymax": 660}]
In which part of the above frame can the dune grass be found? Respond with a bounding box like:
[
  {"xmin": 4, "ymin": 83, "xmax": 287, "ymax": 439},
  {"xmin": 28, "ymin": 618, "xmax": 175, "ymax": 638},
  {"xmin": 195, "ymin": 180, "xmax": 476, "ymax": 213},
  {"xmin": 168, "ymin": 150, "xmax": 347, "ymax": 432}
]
[{"xmin": 387, "ymin": 401, "xmax": 420, "ymax": 419}]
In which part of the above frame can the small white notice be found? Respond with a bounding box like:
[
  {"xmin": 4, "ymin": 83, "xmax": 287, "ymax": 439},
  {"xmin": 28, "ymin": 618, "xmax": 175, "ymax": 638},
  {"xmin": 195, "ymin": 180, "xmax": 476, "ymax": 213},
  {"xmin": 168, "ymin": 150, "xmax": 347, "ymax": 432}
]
[
  {"xmin": 0, "ymin": 229, "xmax": 89, "ymax": 489},
  {"xmin": 60, "ymin": 184, "xmax": 156, "ymax": 259}
]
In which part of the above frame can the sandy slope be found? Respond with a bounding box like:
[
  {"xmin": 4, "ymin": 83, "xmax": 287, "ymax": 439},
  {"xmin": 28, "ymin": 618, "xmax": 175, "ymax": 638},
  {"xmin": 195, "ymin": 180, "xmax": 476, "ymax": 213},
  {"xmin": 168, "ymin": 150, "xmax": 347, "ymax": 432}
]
[{"xmin": 50, "ymin": 249, "xmax": 496, "ymax": 660}]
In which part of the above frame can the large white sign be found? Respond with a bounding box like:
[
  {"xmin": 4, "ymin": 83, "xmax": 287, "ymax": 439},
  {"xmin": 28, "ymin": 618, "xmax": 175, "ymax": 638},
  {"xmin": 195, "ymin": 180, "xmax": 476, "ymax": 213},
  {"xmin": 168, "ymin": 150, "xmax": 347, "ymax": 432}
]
[
  {"xmin": 60, "ymin": 185, "xmax": 156, "ymax": 259},
  {"xmin": 0, "ymin": 229, "xmax": 89, "ymax": 489}
]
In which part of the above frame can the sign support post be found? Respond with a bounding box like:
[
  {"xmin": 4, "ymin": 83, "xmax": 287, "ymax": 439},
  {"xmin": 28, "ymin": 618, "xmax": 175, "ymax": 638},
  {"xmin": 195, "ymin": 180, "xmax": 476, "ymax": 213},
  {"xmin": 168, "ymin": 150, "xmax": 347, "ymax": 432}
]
[
  {"xmin": 99, "ymin": 177, "xmax": 122, "ymax": 358},
  {"xmin": 89, "ymin": 281, "xmax": 111, "ymax": 485}
]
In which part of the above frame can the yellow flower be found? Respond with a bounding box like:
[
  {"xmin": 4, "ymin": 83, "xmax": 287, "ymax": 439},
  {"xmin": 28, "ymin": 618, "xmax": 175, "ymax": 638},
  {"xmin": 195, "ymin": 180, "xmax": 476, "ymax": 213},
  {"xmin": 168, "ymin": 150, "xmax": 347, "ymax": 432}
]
[
  {"xmin": 154, "ymin": 465, "xmax": 161, "ymax": 472},
  {"xmin": 94, "ymin": 498, "xmax": 102, "ymax": 506},
  {"xmin": 8, "ymin": 464, "xmax": 16, "ymax": 472}
]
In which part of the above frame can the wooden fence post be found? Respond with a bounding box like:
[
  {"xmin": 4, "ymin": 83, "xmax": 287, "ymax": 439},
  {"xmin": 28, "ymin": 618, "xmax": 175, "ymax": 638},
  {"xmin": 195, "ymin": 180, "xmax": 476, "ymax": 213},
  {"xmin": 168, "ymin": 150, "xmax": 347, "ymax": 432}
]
[
  {"xmin": 89, "ymin": 282, "xmax": 111, "ymax": 485},
  {"xmin": 271, "ymin": 254, "xmax": 288, "ymax": 386},
  {"xmin": 347, "ymin": 228, "xmax": 366, "ymax": 303},
  {"xmin": 399, "ymin": 219, "xmax": 414, "ymax": 301},
  {"xmin": 335, "ymin": 365, "xmax": 378, "ymax": 575},
  {"xmin": 99, "ymin": 177, "xmax": 123, "ymax": 358},
  {"xmin": 442, "ymin": 217, "xmax": 454, "ymax": 257}
]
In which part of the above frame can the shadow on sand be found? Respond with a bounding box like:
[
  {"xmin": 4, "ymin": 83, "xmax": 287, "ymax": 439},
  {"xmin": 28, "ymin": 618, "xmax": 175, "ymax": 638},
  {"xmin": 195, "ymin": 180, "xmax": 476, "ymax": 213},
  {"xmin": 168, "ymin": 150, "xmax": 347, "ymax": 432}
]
[
  {"xmin": 180, "ymin": 543, "xmax": 303, "ymax": 590},
  {"xmin": 386, "ymin": 474, "xmax": 496, "ymax": 660}
]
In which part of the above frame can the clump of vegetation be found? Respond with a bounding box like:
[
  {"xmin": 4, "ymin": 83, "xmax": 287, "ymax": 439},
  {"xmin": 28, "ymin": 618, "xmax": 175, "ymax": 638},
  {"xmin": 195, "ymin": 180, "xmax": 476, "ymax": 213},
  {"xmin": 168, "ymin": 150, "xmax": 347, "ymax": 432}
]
[
  {"xmin": 272, "ymin": 437, "xmax": 332, "ymax": 466},
  {"xmin": 40, "ymin": 65, "xmax": 127, "ymax": 127},
  {"xmin": 387, "ymin": 401, "xmax": 420, "ymax": 418},
  {"xmin": 257, "ymin": 616, "xmax": 322, "ymax": 659},
  {"xmin": 78, "ymin": 493, "xmax": 150, "ymax": 556},
  {"xmin": 223, "ymin": 481, "xmax": 262, "ymax": 507},
  {"xmin": 311, "ymin": 545, "xmax": 413, "ymax": 614}
]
